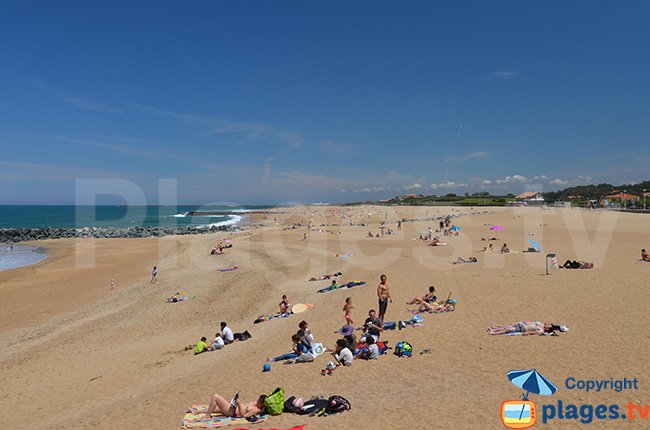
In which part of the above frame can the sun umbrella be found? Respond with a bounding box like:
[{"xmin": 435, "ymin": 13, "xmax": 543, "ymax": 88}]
[
  {"xmin": 508, "ymin": 369, "xmax": 557, "ymax": 419},
  {"xmin": 508, "ymin": 369, "xmax": 557, "ymax": 398},
  {"xmin": 490, "ymin": 225, "xmax": 504, "ymax": 231},
  {"xmin": 528, "ymin": 239, "xmax": 542, "ymax": 252}
]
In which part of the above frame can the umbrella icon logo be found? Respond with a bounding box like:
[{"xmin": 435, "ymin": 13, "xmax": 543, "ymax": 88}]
[{"xmin": 501, "ymin": 369, "xmax": 557, "ymax": 429}]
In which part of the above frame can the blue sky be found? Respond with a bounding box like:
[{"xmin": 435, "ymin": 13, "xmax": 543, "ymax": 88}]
[{"xmin": 1, "ymin": 1, "xmax": 649, "ymax": 204}]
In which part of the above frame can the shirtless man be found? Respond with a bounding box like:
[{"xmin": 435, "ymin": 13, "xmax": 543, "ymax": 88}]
[
  {"xmin": 202, "ymin": 392, "xmax": 266, "ymax": 419},
  {"xmin": 377, "ymin": 274, "xmax": 392, "ymax": 322}
]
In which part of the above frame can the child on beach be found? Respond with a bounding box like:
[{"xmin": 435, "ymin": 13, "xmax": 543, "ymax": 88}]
[
  {"xmin": 194, "ymin": 337, "xmax": 208, "ymax": 354},
  {"xmin": 642, "ymin": 248, "xmax": 649, "ymax": 261},
  {"xmin": 279, "ymin": 295, "xmax": 291, "ymax": 315},
  {"xmin": 343, "ymin": 297, "xmax": 354, "ymax": 325},
  {"xmin": 151, "ymin": 266, "xmax": 158, "ymax": 283}
]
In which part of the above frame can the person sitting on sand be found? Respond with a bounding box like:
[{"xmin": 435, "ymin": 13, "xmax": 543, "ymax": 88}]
[
  {"xmin": 406, "ymin": 286, "xmax": 437, "ymax": 306},
  {"xmin": 194, "ymin": 337, "xmax": 208, "ymax": 355},
  {"xmin": 337, "ymin": 324, "xmax": 357, "ymax": 352},
  {"xmin": 363, "ymin": 309, "xmax": 384, "ymax": 343},
  {"xmin": 358, "ymin": 336, "xmax": 379, "ymax": 360},
  {"xmin": 331, "ymin": 339, "xmax": 353, "ymax": 367},
  {"xmin": 500, "ymin": 243, "xmax": 510, "ymax": 254},
  {"xmin": 209, "ymin": 333, "xmax": 225, "ymax": 351},
  {"xmin": 487, "ymin": 321, "xmax": 569, "ymax": 336},
  {"xmin": 298, "ymin": 320, "xmax": 314, "ymax": 347},
  {"xmin": 428, "ymin": 237, "xmax": 441, "ymax": 246},
  {"xmin": 267, "ymin": 334, "xmax": 313, "ymax": 363},
  {"xmin": 201, "ymin": 392, "xmax": 266, "ymax": 419},
  {"xmin": 641, "ymin": 248, "xmax": 649, "ymax": 262},
  {"xmin": 279, "ymin": 295, "xmax": 291, "ymax": 315}
]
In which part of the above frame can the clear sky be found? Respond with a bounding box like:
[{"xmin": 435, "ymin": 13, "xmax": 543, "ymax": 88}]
[{"xmin": 1, "ymin": 1, "xmax": 649, "ymax": 205}]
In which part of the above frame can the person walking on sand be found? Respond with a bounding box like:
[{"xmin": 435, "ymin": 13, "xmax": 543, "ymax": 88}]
[
  {"xmin": 343, "ymin": 297, "xmax": 354, "ymax": 325},
  {"xmin": 377, "ymin": 274, "xmax": 392, "ymax": 323},
  {"xmin": 150, "ymin": 266, "xmax": 158, "ymax": 284}
]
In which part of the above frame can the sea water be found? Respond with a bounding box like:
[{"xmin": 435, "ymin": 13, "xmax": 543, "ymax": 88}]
[
  {"xmin": 0, "ymin": 245, "xmax": 47, "ymax": 272},
  {"xmin": 0, "ymin": 205, "xmax": 269, "ymax": 271},
  {"xmin": 0, "ymin": 205, "xmax": 269, "ymax": 229}
]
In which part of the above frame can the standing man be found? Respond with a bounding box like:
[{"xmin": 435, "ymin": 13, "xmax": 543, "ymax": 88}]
[
  {"xmin": 377, "ymin": 274, "xmax": 392, "ymax": 323},
  {"xmin": 150, "ymin": 266, "xmax": 158, "ymax": 284}
]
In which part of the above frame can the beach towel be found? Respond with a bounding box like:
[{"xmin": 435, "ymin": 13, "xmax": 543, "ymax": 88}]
[
  {"xmin": 167, "ymin": 292, "xmax": 195, "ymax": 303},
  {"xmin": 182, "ymin": 406, "xmax": 268, "ymax": 428},
  {"xmin": 218, "ymin": 266, "xmax": 239, "ymax": 272},
  {"xmin": 317, "ymin": 281, "xmax": 365, "ymax": 294},
  {"xmin": 336, "ymin": 253, "xmax": 354, "ymax": 258},
  {"xmin": 449, "ymin": 260, "xmax": 479, "ymax": 265}
]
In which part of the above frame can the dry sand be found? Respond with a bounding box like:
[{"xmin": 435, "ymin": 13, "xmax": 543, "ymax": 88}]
[{"xmin": 1, "ymin": 206, "xmax": 649, "ymax": 429}]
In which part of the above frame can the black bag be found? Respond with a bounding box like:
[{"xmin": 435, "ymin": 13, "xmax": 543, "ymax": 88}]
[
  {"xmin": 301, "ymin": 397, "xmax": 330, "ymax": 416},
  {"xmin": 325, "ymin": 395, "xmax": 351, "ymax": 414},
  {"xmin": 283, "ymin": 396, "xmax": 305, "ymax": 415}
]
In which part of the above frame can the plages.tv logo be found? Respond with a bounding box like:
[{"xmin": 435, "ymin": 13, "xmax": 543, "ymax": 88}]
[{"xmin": 501, "ymin": 369, "xmax": 557, "ymax": 429}]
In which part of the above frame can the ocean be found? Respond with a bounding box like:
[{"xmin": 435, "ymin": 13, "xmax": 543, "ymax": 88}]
[{"xmin": 0, "ymin": 205, "xmax": 267, "ymax": 271}]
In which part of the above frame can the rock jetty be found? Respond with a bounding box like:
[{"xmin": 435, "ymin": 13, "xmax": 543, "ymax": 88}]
[{"xmin": 0, "ymin": 225, "xmax": 235, "ymax": 243}]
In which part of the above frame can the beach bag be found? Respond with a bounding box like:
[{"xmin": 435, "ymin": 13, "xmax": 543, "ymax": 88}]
[
  {"xmin": 283, "ymin": 396, "xmax": 307, "ymax": 414},
  {"xmin": 325, "ymin": 395, "xmax": 351, "ymax": 415},
  {"xmin": 394, "ymin": 341, "xmax": 412, "ymax": 357},
  {"xmin": 264, "ymin": 387, "xmax": 285, "ymax": 415},
  {"xmin": 301, "ymin": 397, "xmax": 330, "ymax": 416}
]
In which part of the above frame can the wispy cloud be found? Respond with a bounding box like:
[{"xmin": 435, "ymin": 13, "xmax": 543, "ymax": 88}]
[
  {"xmin": 490, "ymin": 71, "xmax": 518, "ymax": 79},
  {"xmin": 33, "ymin": 81, "xmax": 125, "ymax": 114},
  {"xmin": 130, "ymin": 104, "xmax": 304, "ymax": 148},
  {"xmin": 318, "ymin": 140, "xmax": 358, "ymax": 155},
  {"xmin": 445, "ymin": 151, "xmax": 490, "ymax": 163}
]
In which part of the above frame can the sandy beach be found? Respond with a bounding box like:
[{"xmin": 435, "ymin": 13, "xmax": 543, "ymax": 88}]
[{"xmin": 1, "ymin": 205, "xmax": 649, "ymax": 429}]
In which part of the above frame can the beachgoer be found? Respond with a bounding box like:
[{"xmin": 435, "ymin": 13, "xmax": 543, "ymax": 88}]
[
  {"xmin": 279, "ymin": 295, "xmax": 291, "ymax": 315},
  {"xmin": 359, "ymin": 336, "xmax": 379, "ymax": 360},
  {"xmin": 202, "ymin": 392, "xmax": 266, "ymax": 419},
  {"xmin": 150, "ymin": 266, "xmax": 158, "ymax": 283},
  {"xmin": 343, "ymin": 297, "xmax": 354, "ymax": 325},
  {"xmin": 561, "ymin": 260, "xmax": 594, "ymax": 269},
  {"xmin": 641, "ymin": 249, "xmax": 649, "ymax": 261},
  {"xmin": 487, "ymin": 321, "xmax": 569, "ymax": 336},
  {"xmin": 363, "ymin": 309, "xmax": 383, "ymax": 342},
  {"xmin": 397, "ymin": 220, "xmax": 402, "ymax": 231},
  {"xmin": 268, "ymin": 334, "xmax": 312, "ymax": 363},
  {"xmin": 500, "ymin": 244, "xmax": 510, "ymax": 254},
  {"xmin": 194, "ymin": 337, "xmax": 208, "ymax": 354},
  {"xmin": 220, "ymin": 322, "xmax": 234, "ymax": 344},
  {"xmin": 406, "ymin": 286, "xmax": 436, "ymax": 306},
  {"xmin": 337, "ymin": 324, "xmax": 356, "ymax": 351},
  {"xmin": 331, "ymin": 338, "xmax": 353, "ymax": 368},
  {"xmin": 454, "ymin": 256, "xmax": 478, "ymax": 264},
  {"xmin": 209, "ymin": 333, "xmax": 225, "ymax": 351},
  {"xmin": 298, "ymin": 320, "xmax": 314, "ymax": 346},
  {"xmin": 377, "ymin": 274, "xmax": 392, "ymax": 322}
]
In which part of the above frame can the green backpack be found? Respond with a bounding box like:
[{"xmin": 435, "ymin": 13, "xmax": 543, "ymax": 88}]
[{"xmin": 264, "ymin": 387, "xmax": 285, "ymax": 415}]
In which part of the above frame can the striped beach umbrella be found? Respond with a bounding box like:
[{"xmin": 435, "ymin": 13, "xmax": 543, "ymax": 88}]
[{"xmin": 508, "ymin": 369, "xmax": 557, "ymax": 399}]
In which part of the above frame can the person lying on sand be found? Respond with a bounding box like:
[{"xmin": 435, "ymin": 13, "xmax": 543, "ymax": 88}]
[
  {"xmin": 487, "ymin": 321, "xmax": 569, "ymax": 336},
  {"xmin": 201, "ymin": 392, "xmax": 266, "ymax": 419},
  {"xmin": 452, "ymin": 257, "xmax": 478, "ymax": 264},
  {"xmin": 406, "ymin": 286, "xmax": 436, "ymax": 306},
  {"xmin": 408, "ymin": 300, "xmax": 455, "ymax": 314},
  {"xmin": 560, "ymin": 260, "xmax": 594, "ymax": 269},
  {"xmin": 641, "ymin": 248, "xmax": 649, "ymax": 262},
  {"xmin": 428, "ymin": 238, "xmax": 442, "ymax": 246}
]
